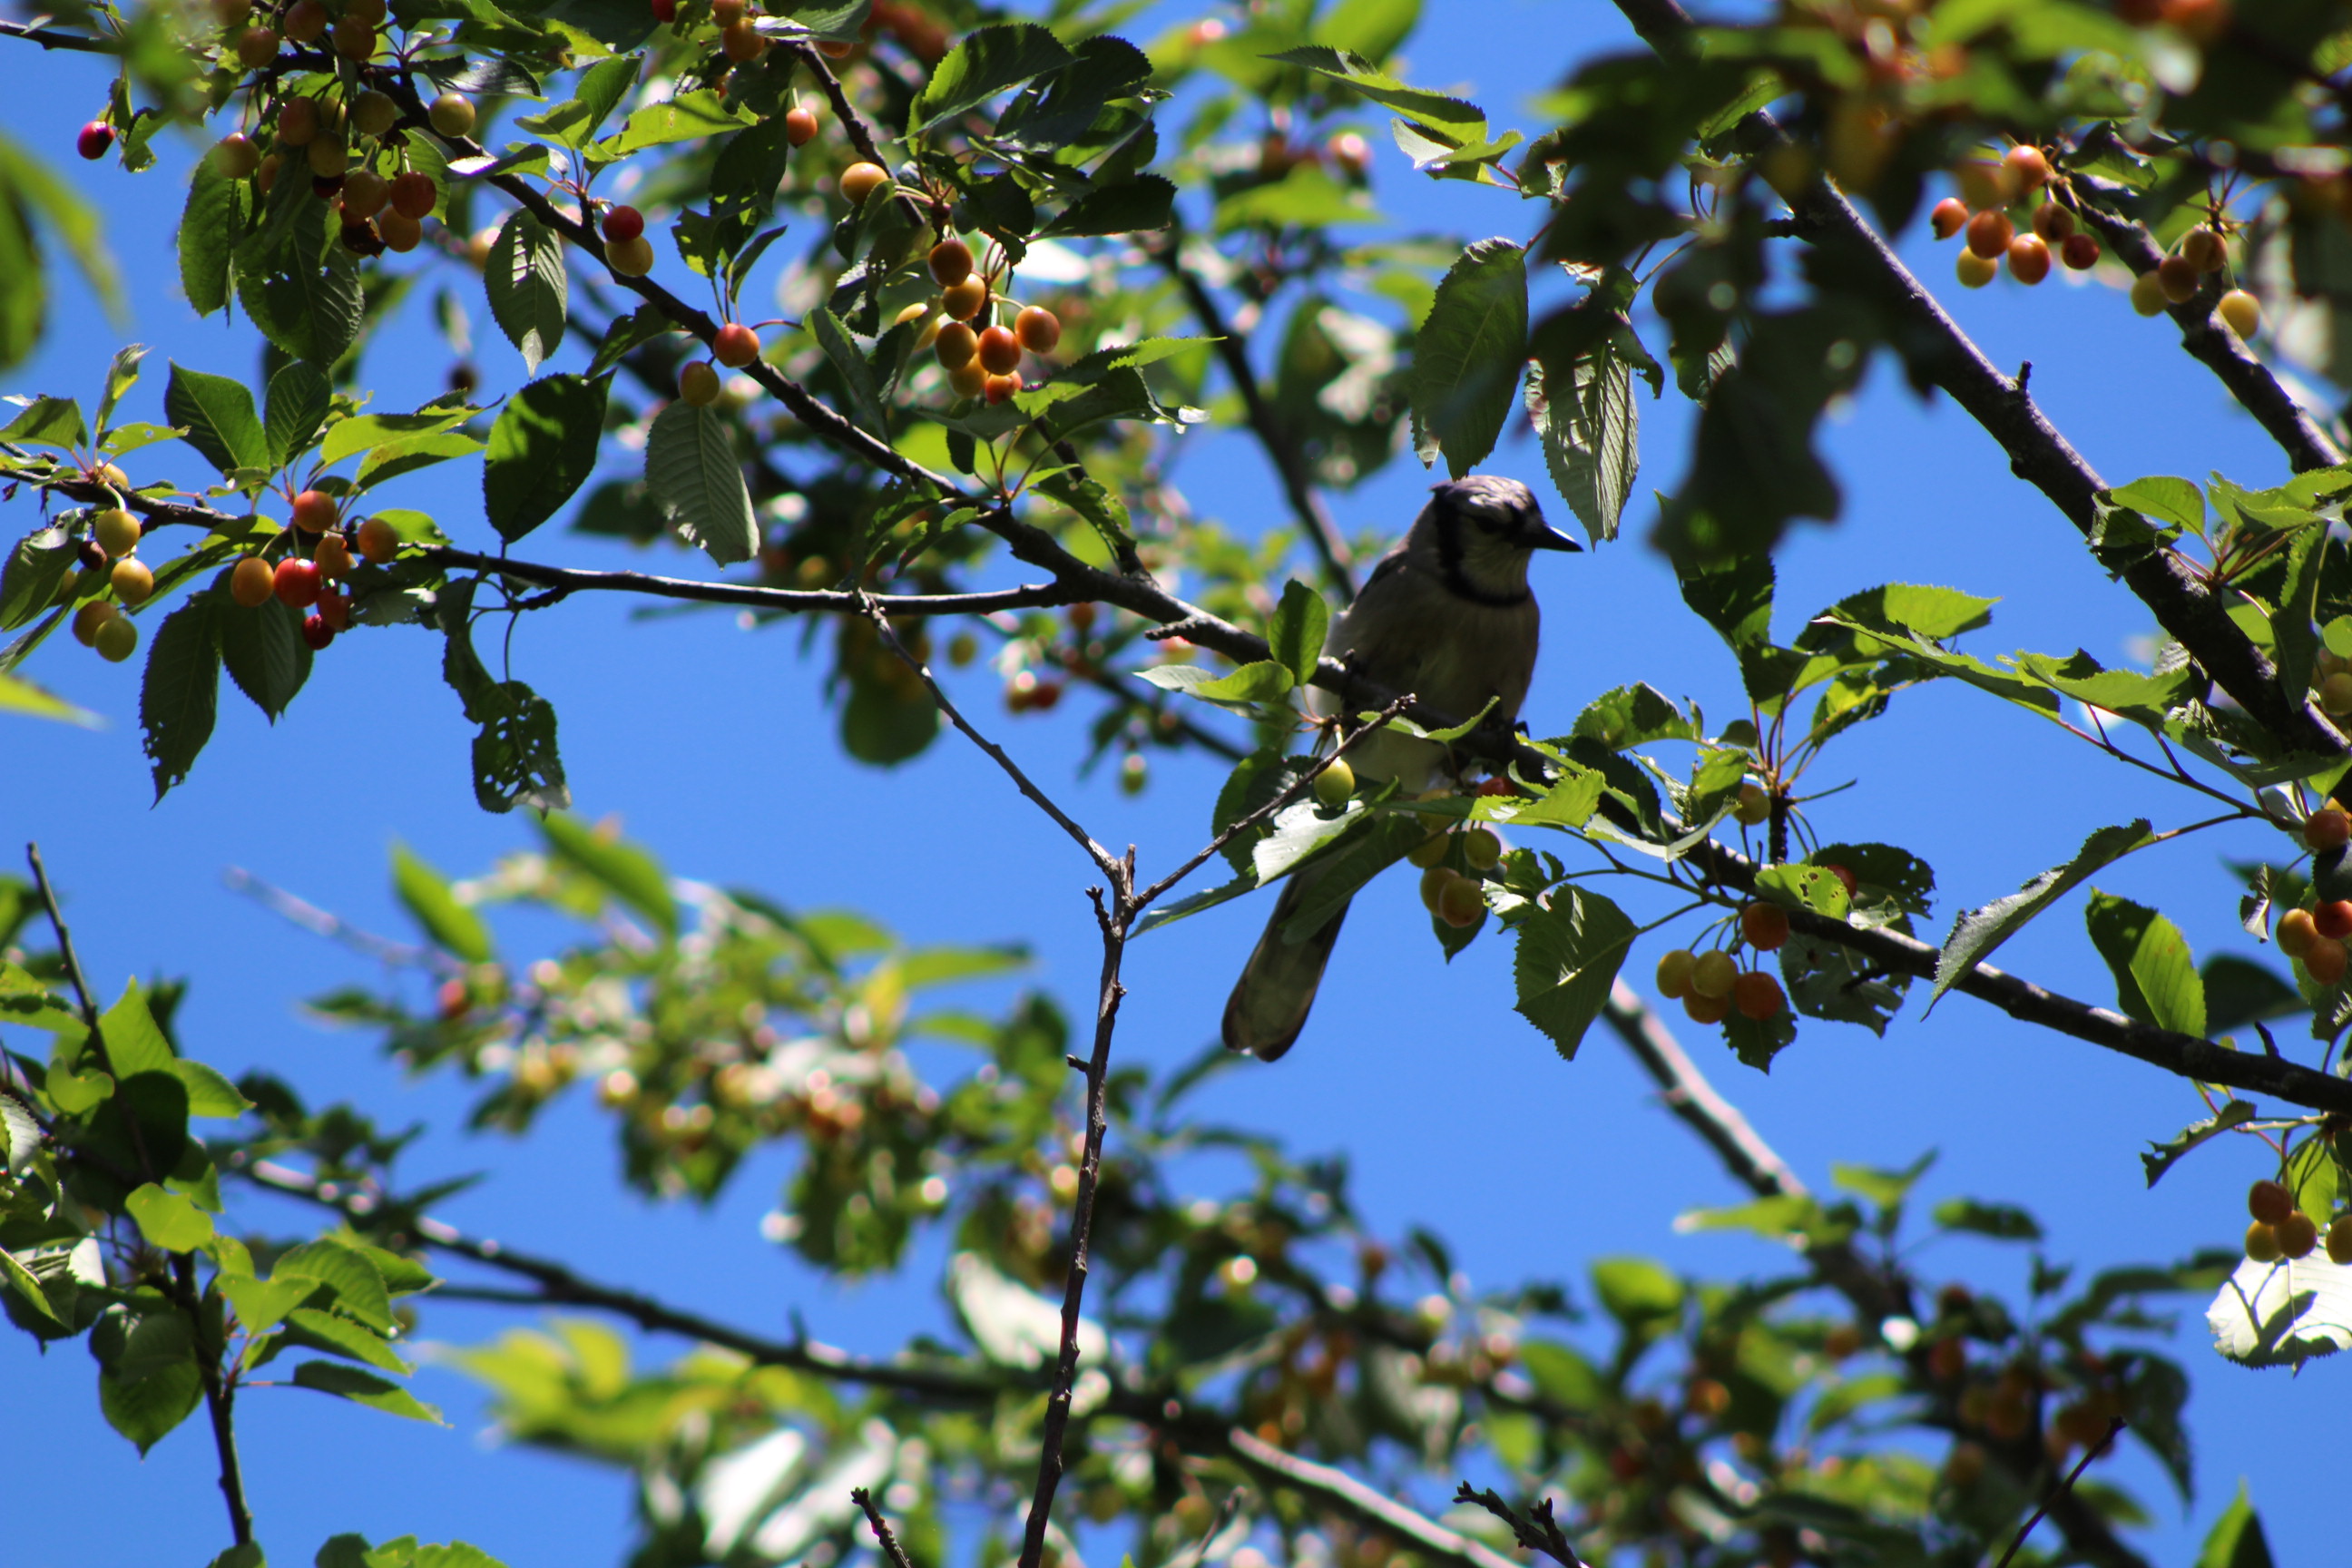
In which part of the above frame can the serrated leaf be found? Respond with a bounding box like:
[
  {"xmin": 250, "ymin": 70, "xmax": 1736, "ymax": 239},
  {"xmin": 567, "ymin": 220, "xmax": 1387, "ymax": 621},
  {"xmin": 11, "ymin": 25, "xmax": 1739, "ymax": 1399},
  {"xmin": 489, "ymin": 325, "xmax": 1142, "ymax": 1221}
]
[
  {"xmin": 909, "ymin": 23, "xmax": 1074, "ymax": 133},
  {"xmin": 164, "ymin": 363, "xmax": 269, "ymax": 476},
  {"xmin": 285, "ymin": 1306, "xmax": 411, "ymax": 1373},
  {"xmin": 1528, "ymin": 351, "xmax": 1636, "ymax": 545},
  {"xmin": 2084, "ymin": 890, "xmax": 2206, "ymax": 1038},
  {"xmin": 0, "ymin": 525, "xmax": 75, "ymax": 632},
  {"xmin": 2142, "ymin": 1101, "xmax": 2257, "ymax": 1188},
  {"xmin": 2209, "ymin": 1252, "xmax": 2352, "ymax": 1367},
  {"xmin": 1410, "ymin": 239, "xmax": 1526, "ymax": 479},
  {"xmin": 484, "ymin": 372, "xmax": 610, "ymax": 542},
  {"xmin": 644, "ymin": 400, "xmax": 756, "ymax": 565},
  {"xmin": 140, "ymin": 596, "xmax": 220, "ymax": 802},
  {"xmin": 1512, "ymin": 887, "xmax": 1634, "ymax": 1058},
  {"xmin": 264, "ymin": 362, "xmax": 332, "ymax": 467},
  {"xmin": 2198, "ymin": 1484, "xmax": 2277, "ymax": 1568},
  {"xmin": 1268, "ymin": 580, "xmax": 1329, "ymax": 686},
  {"xmin": 808, "ymin": 307, "xmax": 888, "ymax": 438},
  {"xmin": 1137, "ymin": 661, "xmax": 1294, "ymax": 707},
  {"xmin": 485, "ymin": 211, "xmax": 567, "ymax": 372},
  {"xmin": 237, "ymin": 199, "xmax": 363, "ymax": 368},
  {"xmin": 220, "ymin": 1274, "xmax": 315, "ymax": 1338},
  {"xmin": 1040, "ymin": 174, "xmax": 1177, "ymax": 239},
  {"xmin": 177, "ymin": 158, "xmax": 243, "ymax": 318},
  {"xmin": 216, "ymin": 588, "xmax": 311, "ymax": 722},
  {"xmin": 1932, "ymin": 822, "xmax": 2155, "ymax": 1006}
]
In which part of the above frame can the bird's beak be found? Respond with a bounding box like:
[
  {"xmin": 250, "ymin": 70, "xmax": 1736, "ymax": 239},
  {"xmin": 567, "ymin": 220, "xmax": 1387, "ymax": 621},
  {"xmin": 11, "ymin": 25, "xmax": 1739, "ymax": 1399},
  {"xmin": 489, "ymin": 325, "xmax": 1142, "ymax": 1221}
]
[{"xmin": 1527, "ymin": 522, "xmax": 1583, "ymax": 553}]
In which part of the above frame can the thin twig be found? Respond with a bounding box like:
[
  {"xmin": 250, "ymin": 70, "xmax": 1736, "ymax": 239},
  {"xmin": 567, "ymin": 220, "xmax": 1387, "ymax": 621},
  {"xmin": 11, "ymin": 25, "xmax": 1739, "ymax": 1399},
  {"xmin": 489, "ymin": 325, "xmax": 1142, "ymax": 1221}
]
[
  {"xmin": 851, "ymin": 1487, "xmax": 919, "ymax": 1568},
  {"xmin": 1451, "ymin": 1485, "xmax": 1585, "ymax": 1568},
  {"xmin": 862, "ymin": 593, "xmax": 1121, "ymax": 877},
  {"xmin": 0, "ymin": 19, "xmax": 115, "ymax": 52},
  {"xmin": 428, "ymin": 546, "xmax": 1080, "ymax": 619},
  {"xmin": 1015, "ymin": 873, "xmax": 1132, "ymax": 1568},
  {"xmin": 1131, "ymin": 694, "xmax": 1413, "ymax": 910},
  {"xmin": 1601, "ymin": 981, "xmax": 1806, "ymax": 1200},
  {"xmin": 1992, "ymin": 1417, "xmax": 2126, "ymax": 1568}
]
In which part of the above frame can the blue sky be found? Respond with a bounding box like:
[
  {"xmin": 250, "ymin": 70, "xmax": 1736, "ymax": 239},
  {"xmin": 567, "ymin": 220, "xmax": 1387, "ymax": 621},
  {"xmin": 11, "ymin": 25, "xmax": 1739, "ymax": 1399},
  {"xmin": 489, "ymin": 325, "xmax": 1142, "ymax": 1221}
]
[{"xmin": 1, "ymin": 3, "xmax": 2334, "ymax": 1563}]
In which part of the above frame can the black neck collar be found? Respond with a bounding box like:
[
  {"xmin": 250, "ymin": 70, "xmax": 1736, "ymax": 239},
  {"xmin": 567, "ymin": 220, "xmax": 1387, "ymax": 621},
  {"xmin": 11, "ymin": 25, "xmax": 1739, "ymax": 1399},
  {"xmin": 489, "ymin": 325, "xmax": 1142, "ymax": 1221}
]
[{"xmin": 1435, "ymin": 509, "xmax": 1533, "ymax": 608}]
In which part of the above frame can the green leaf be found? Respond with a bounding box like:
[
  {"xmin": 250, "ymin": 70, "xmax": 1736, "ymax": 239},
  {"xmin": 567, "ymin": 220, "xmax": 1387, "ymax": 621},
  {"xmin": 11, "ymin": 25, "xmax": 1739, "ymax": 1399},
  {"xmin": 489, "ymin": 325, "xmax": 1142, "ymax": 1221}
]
[
  {"xmin": 178, "ymin": 159, "xmax": 244, "ymax": 318},
  {"xmin": 644, "ymin": 400, "xmax": 756, "ymax": 566},
  {"xmin": 221, "ymin": 1274, "xmax": 316, "ymax": 1338},
  {"xmin": 290, "ymin": 1360, "xmax": 445, "ymax": 1423},
  {"xmin": 485, "ymin": 211, "xmax": 567, "ymax": 372},
  {"xmin": 100, "ymin": 982, "xmax": 176, "ymax": 1077},
  {"xmin": 2105, "ymin": 475, "xmax": 2206, "ymax": 535},
  {"xmin": 318, "ymin": 407, "xmax": 479, "ymax": 468},
  {"xmin": 274, "ymin": 1240, "xmax": 395, "ymax": 1332},
  {"xmin": 1212, "ymin": 165, "xmax": 1377, "ymax": 231},
  {"xmin": 96, "ymin": 343, "xmax": 146, "ymax": 433},
  {"xmin": 2202, "ymin": 954, "xmax": 2303, "ymax": 1034},
  {"xmin": 1590, "ymin": 1255, "xmax": 1683, "ymax": 1326},
  {"xmin": 1512, "ymin": 887, "xmax": 1635, "ymax": 1058},
  {"xmin": 2084, "ymin": 890, "xmax": 2206, "ymax": 1037},
  {"xmin": 357, "ymin": 430, "xmax": 485, "ymax": 489},
  {"xmin": 1528, "ymin": 348, "xmax": 1637, "ymax": 545},
  {"xmin": 0, "ymin": 669, "xmax": 97, "ymax": 725},
  {"xmin": 515, "ymin": 52, "xmax": 641, "ymax": 145},
  {"xmin": 1409, "ymin": 240, "xmax": 1528, "ymax": 480},
  {"xmin": 483, "ymin": 372, "xmax": 610, "ymax": 542},
  {"xmin": 165, "ymin": 363, "xmax": 270, "ymax": 476},
  {"xmin": 1, "ymin": 525, "xmax": 76, "ymax": 632},
  {"xmin": 2141, "ymin": 1100, "xmax": 2256, "ymax": 1187},
  {"xmin": 100, "ymin": 1347, "xmax": 201, "ymax": 1454},
  {"xmin": 285, "ymin": 1307, "xmax": 411, "ymax": 1373},
  {"xmin": 391, "ymin": 843, "xmax": 493, "ymax": 963},
  {"xmin": 1571, "ymin": 682, "xmax": 1692, "ymax": 750},
  {"xmin": 238, "ymin": 199, "xmax": 363, "ymax": 368},
  {"xmin": 1033, "ymin": 470, "xmax": 1142, "ymax": 572},
  {"xmin": 1139, "ymin": 661, "xmax": 1295, "ymax": 707},
  {"xmin": 264, "ymin": 362, "xmax": 332, "ymax": 467},
  {"xmin": 536, "ymin": 813, "xmax": 675, "ymax": 937},
  {"xmin": 909, "ymin": 23, "xmax": 1074, "ymax": 133},
  {"xmin": 1264, "ymin": 45, "xmax": 1490, "ymax": 140},
  {"xmin": 217, "ymin": 588, "xmax": 312, "ymax": 723},
  {"xmin": 1268, "ymin": 580, "xmax": 1329, "ymax": 687},
  {"xmin": 0, "ymin": 1246, "xmax": 62, "ymax": 1325},
  {"xmin": 1932, "ymin": 822, "xmax": 2155, "ymax": 1007},
  {"xmin": 125, "ymin": 1182, "xmax": 215, "ymax": 1252},
  {"xmin": 808, "ymin": 307, "xmax": 889, "ymax": 438},
  {"xmin": 593, "ymin": 90, "xmax": 755, "ymax": 159},
  {"xmin": 1931, "ymin": 1198, "xmax": 2043, "ymax": 1241},
  {"xmin": 140, "ymin": 595, "xmax": 221, "ymax": 802},
  {"xmin": 2197, "ymin": 1484, "xmax": 2275, "ymax": 1568},
  {"xmin": 1038, "ymin": 174, "xmax": 1177, "ymax": 239},
  {"xmin": 0, "ymin": 129, "xmax": 123, "ymax": 367},
  {"xmin": 175, "ymin": 1057, "xmax": 253, "ymax": 1119},
  {"xmin": 0, "ymin": 394, "xmax": 87, "ymax": 450}
]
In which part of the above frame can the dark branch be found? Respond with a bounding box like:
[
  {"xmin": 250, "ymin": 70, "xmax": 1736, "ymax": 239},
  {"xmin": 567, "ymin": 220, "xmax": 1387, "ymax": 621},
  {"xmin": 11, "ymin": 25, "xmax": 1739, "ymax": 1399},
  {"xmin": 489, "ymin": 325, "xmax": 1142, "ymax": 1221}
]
[
  {"xmin": 0, "ymin": 19, "xmax": 118, "ymax": 52},
  {"xmin": 1994, "ymin": 1417, "xmax": 2126, "ymax": 1568},
  {"xmin": 428, "ymin": 546, "xmax": 1080, "ymax": 619},
  {"xmin": 1450, "ymin": 1485, "xmax": 1584, "ymax": 1568},
  {"xmin": 1607, "ymin": 0, "xmax": 2347, "ymax": 761},
  {"xmin": 2069, "ymin": 184, "xmax": 2345, "ymax": 472},
  {"xmin": 852, "ymin": 1488, "xmax": 920, "ymax": 1568}
]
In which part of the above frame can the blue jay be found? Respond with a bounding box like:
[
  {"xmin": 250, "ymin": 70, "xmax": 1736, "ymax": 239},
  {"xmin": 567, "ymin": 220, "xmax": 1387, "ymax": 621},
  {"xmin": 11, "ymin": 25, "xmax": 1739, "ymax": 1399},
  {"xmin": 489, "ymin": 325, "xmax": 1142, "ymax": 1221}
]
[{"xmin": 1221, "ymin": 475, "xmax": 1582, "ymax": 1061}]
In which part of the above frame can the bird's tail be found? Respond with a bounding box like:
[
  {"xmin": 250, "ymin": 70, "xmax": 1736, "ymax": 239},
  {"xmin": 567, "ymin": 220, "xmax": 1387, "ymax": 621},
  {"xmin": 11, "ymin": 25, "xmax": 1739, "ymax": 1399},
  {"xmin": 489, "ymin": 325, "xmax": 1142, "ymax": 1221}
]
[{"xmin": 1221, "ymin": 864, "xmax": 1351, "ymax": 1062}]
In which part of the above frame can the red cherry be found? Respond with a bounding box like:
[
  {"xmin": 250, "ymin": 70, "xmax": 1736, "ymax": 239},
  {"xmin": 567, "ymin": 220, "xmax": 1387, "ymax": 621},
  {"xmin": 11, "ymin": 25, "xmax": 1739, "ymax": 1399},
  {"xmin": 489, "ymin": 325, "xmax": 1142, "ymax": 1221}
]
[
  {"xmin": 712, "ymin": 323, "xmax": 760, "ymax": 368},
  {"xmin": 77, "ymin": 121, "xmax": 114, "ymax": 161},
  {"xmin": 976, "ymin": 325, "xmax": 1022, "ymax": 375},
  {"xmin": 2316, "ymin": 900, "xmax": 2352, "ymax": 940},
  {"xmin": 2060, "ymin": 232, "xmax": 2101, "ymax": 270},
  {"xmin": 289, "ymin": 488, "xmax": 338, "ymax": 534},
  {"xmin": 602, "ymin": 204, "xmax": 644, "ymax": 243},
  {"xmin": 651, "ymin": 0, "xmax": 675, "ymax": 18},
  {"xmin": 1824, "ymin": 864, "xmax": 1857, "ymax": 898},
  {"xmin": 784, "ymin": 105, "xmax": 818, "ymax": 146},
  {"xmin": 273, "ymin": 558, "xmax": 322, "ymax": 609},
  {"xmin": 1929, "ymin": 197, "xmax": 1968, "ymax": 240},
  {"xmin": 301, "ymin": 612, "xmax": 335, "ymax": 650}
]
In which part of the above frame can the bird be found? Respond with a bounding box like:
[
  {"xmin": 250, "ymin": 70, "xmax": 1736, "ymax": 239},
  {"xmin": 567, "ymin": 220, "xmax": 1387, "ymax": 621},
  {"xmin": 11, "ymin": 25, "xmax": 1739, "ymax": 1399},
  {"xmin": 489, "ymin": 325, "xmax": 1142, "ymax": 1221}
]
[{"xmin": 1220, "ymin": 475, "xmax": 1582, "ymax": 1062}]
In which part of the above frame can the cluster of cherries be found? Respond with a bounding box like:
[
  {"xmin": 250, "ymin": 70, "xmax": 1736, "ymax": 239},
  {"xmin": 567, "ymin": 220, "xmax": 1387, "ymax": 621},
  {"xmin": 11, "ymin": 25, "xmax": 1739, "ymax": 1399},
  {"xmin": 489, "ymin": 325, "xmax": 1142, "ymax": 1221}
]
[
  {"xmin": 2242, "ymin": 1177, "xmax": 2351, "ymax": 1264},
  {"xmin": 1653, "ymin": 898, "xmax": 1791, "ymax": 1024},
  {"xmin": 222, "ymin": 489, "xmax": 400, "ymax": 650},
  {"xmin": 66, "ymin": 505, "xmax": 155, "ymax": 663}
]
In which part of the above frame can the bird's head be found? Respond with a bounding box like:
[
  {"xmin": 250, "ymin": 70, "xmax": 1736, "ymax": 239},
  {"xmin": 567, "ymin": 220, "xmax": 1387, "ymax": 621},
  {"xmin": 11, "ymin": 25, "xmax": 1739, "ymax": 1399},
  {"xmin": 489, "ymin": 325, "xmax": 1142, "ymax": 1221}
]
[{"xmin": 1406, "ymin": 475, "xmax": 1581, "ymax": 603}]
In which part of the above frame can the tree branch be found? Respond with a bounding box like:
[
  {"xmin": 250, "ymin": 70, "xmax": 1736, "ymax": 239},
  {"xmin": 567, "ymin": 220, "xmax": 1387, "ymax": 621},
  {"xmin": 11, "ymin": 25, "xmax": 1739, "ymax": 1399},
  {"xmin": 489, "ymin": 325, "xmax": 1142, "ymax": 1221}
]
[
  {"xmin": 1604, "ymin": 0, "xmax": 2347, "ymax": 763},
  {"xmin": 2068, "ymin": 183, "xmax": 2345, "ymax": 473},
  {"xmin": 0, "ymin": 18, "xmax": 118, "ymax": 52},
  {"xmin": 852, "ymin": 1487, "xmax": 921, "ymax": 1568},
  {"xmin": 428, "ymin": 545, "xmax": 1079, "ymax": 619},
  {"xmin": 1153, "ymin": 235, "xmax": 1359, "ymax": 602}
]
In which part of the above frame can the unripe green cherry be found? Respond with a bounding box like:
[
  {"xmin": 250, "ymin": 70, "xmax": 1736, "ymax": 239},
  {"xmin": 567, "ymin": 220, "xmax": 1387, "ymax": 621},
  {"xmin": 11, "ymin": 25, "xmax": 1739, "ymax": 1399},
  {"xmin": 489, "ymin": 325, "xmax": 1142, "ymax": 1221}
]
[
  {"xmin": 428, "ymin": 93, "xmax": 476, "ymax": 138},
  {"xmin": 1313, "ymin": 757, "xmax": 1355, "ymax": 808},
  {"xmin": 93, "ymin": 507, "xmax": 141, "ymax": 556},
  {"xmin": 1460, "ymin": 827, "xmax": 1502, "ymax": 870}
]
